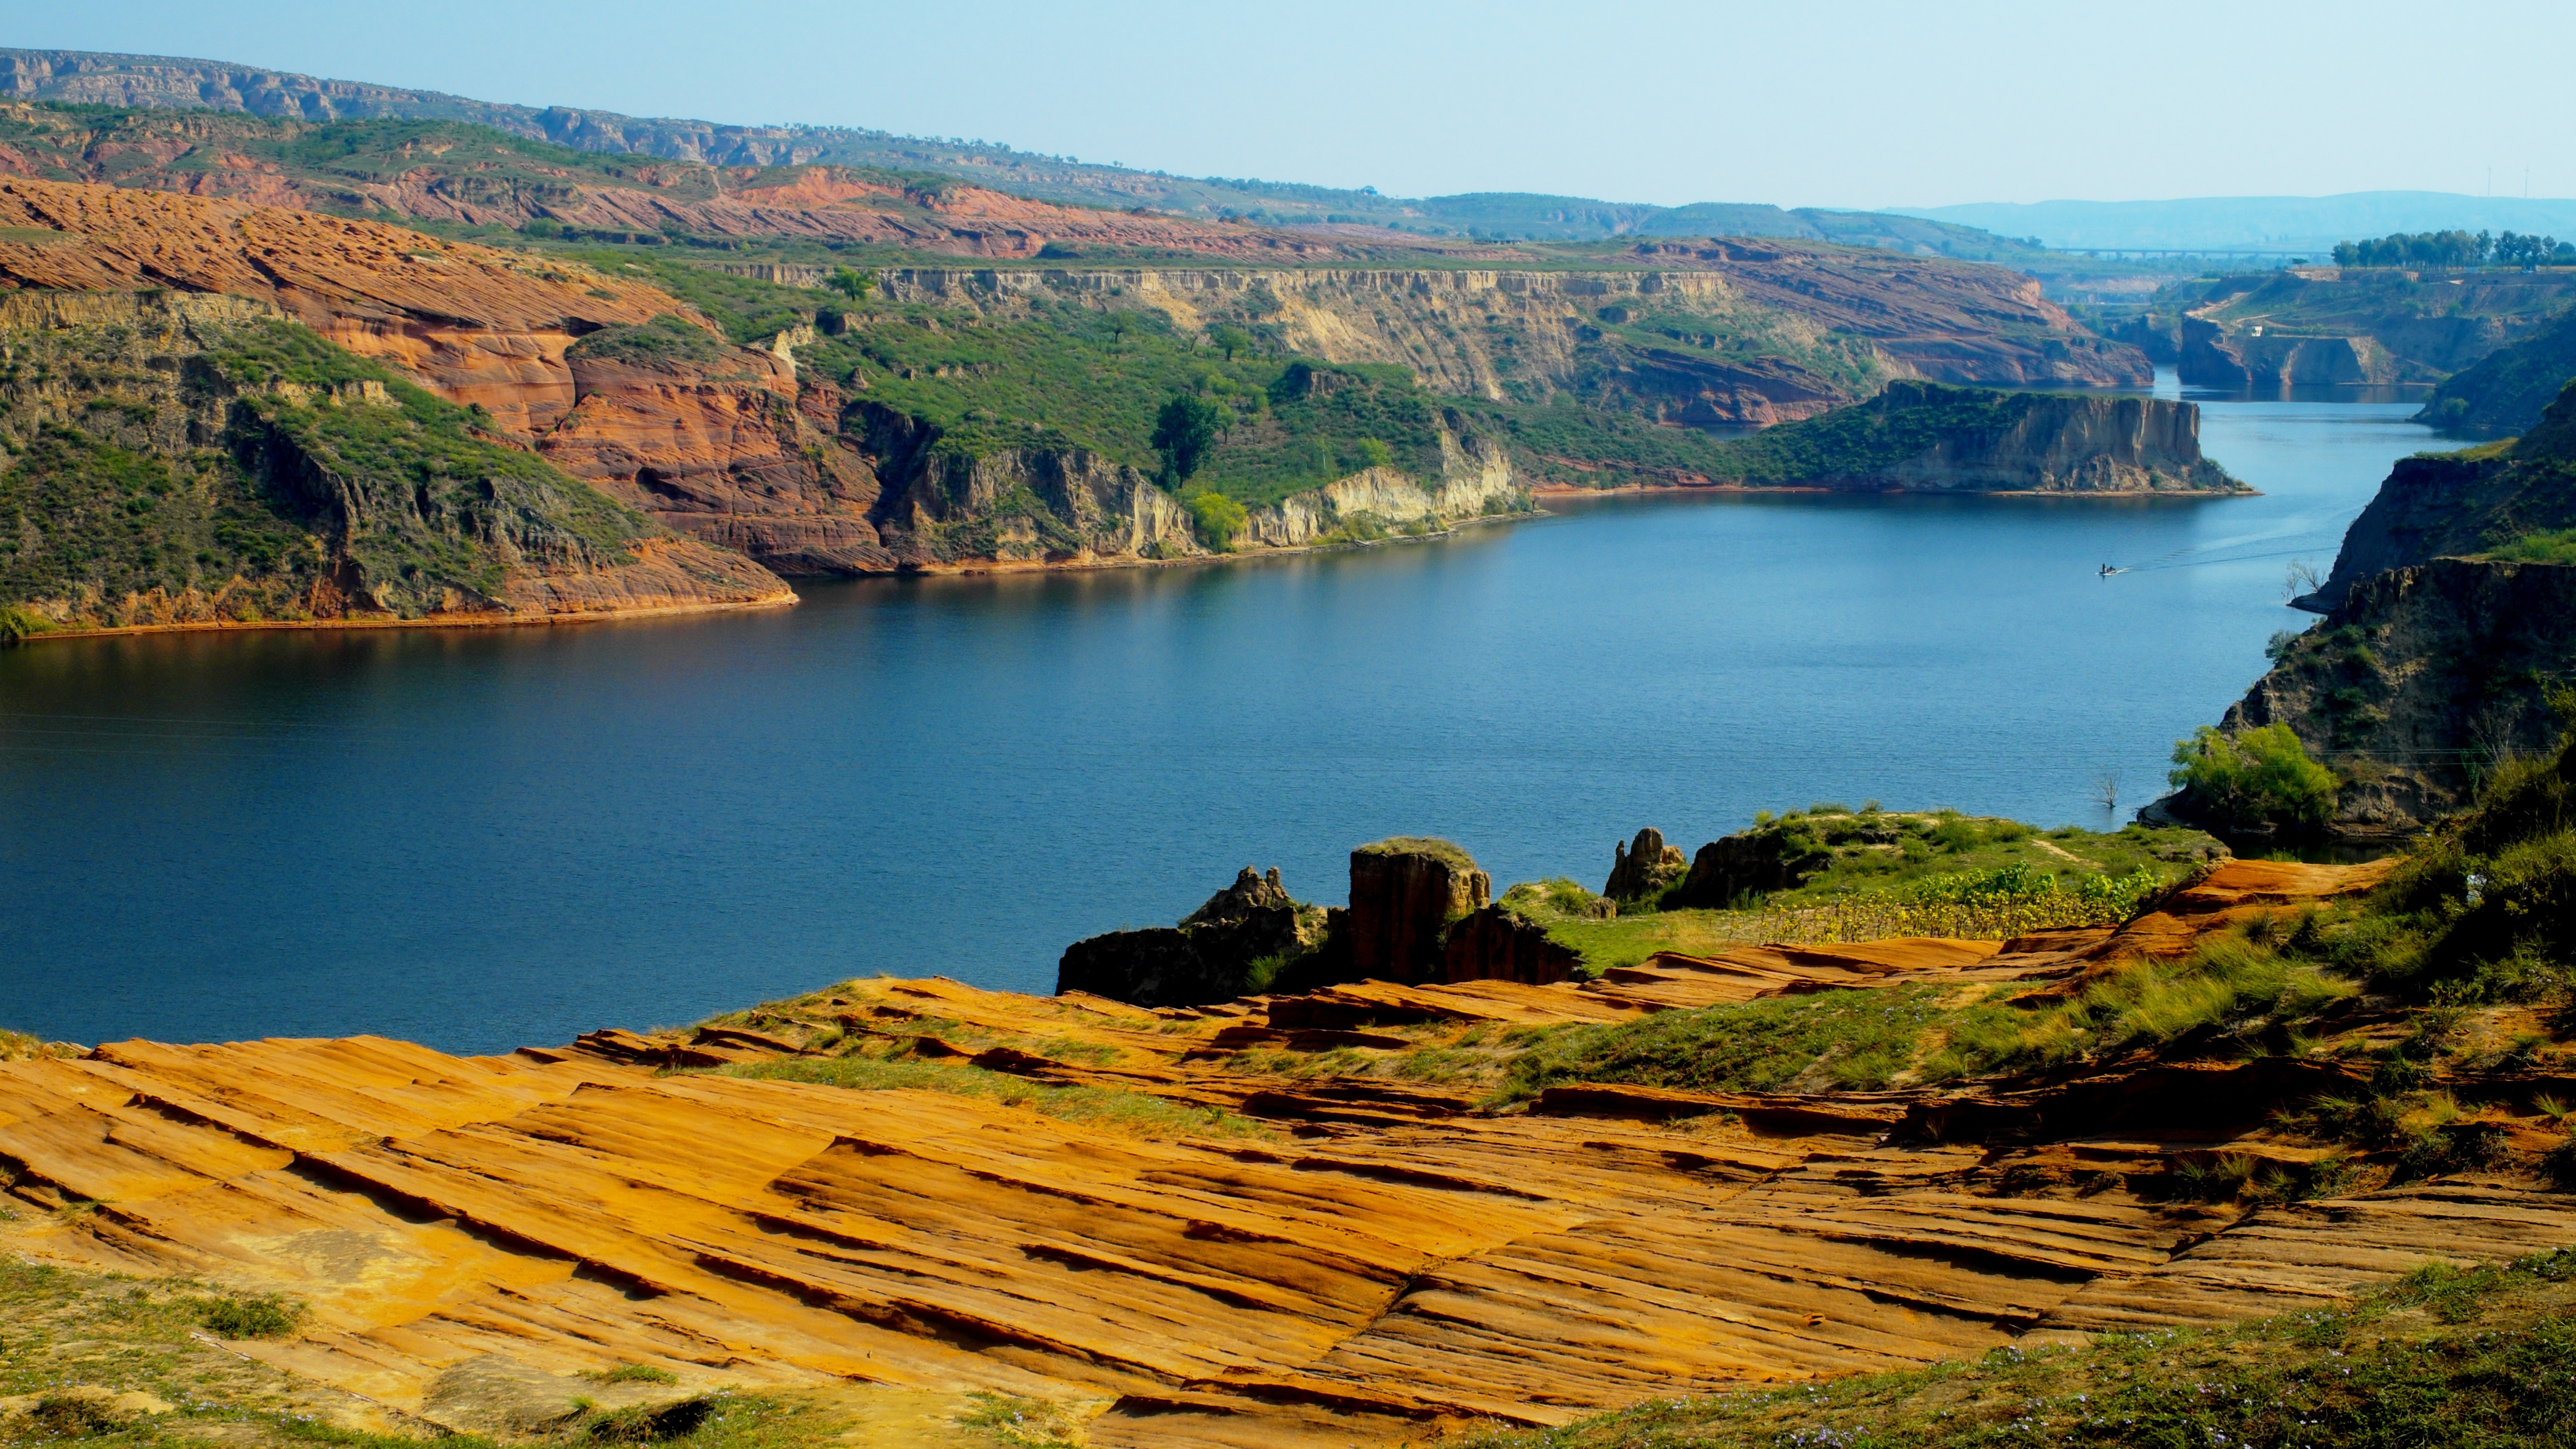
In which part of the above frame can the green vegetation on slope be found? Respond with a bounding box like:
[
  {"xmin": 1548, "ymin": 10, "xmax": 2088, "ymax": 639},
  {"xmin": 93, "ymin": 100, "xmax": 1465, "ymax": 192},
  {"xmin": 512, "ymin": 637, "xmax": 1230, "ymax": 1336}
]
[
  {"xmin": 581, "ymin": 260, "xmax": 1471, "ymax": 502},
  {"xmin": 0, "ymin": 310, "xmax": 664, "ymax": 624},
  {"xmin": 1468, "ymin": 1250, "xmax": 2576, "ymax": 1449},
  {"xmin": 2421, "ymin": 306, "xmax": 2576, "ymax": 432},
  {"xmin": 0, "ymin": 424, "xmax": 318, "ymax": 616}
]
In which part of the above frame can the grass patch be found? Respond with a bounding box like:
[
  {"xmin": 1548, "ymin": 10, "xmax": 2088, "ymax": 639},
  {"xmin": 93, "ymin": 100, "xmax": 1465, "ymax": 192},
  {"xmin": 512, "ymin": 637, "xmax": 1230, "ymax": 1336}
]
[
  {"xmin": 1492, "ymin": 984, "xmax": 1955, "ymax": 1103},
  {"xmin": 710, "ymin": 1052, "xmax": 1275, "ymax": 1141},
  {"xmin": 1467, "ymin": 1246, "xmax": 2576, "ymax": 1449},
  {"xmin": 565, "ymin": 314, "xmax": 737, "ymax": 368},
  {"xmin": 2486, "ymin": 525, "xmax": 2576, "ymax": 564}
]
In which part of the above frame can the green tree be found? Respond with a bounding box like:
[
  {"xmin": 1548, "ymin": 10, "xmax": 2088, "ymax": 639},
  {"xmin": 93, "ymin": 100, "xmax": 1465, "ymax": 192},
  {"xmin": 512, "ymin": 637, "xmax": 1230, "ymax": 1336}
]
[
  {"xmin": 2168, "ymin": 725, "xmax": 2338, "ymax": 833},
  {"xmin": 1356, "ymin": 436, "xmax": 1394, "ymax": 470},
  {"xmin": 827, "ymin": 268, "xmax": 876, "ymax": 303},
  {"xmin": 1188, "ymin": 490, "xmax": 1249, "ymax": 551},
  {"xmin": 1211, "ymin": 325, "xmax": 1253, "ymax": 361},
  {"xmin": 1152, "ymin": 394, "xmax": 1226, "ymax": 484}
]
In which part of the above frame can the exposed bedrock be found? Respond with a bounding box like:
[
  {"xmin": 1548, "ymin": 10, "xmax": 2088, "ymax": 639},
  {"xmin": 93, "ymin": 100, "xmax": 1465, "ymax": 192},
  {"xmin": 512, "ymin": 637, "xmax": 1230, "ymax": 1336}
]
[
  {"xmin": 537, "ymin": 348, "xmax": 895, "ymax": 575},
  {"xmin": 1055, "ymin": 868, "xmax": 1322, "ymax": 1008},
  {"xmin": 1347, "ymin": 838, "xmax": 1491, "ymax": 984},
  {"xmin": 1603, "ymin": 827, "xmax": 1688, "ymax": 902},
  {"xmin": 1440, "ymin": 905, "xmax": 1581, "ymax": 985}
]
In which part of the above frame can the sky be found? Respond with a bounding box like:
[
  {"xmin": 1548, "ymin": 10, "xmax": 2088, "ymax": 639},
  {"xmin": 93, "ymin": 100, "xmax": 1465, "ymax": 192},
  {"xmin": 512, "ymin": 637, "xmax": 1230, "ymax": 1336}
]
[{"xmin": 15, "ymin": 0, "xmax": 2576, "ymax": 210}]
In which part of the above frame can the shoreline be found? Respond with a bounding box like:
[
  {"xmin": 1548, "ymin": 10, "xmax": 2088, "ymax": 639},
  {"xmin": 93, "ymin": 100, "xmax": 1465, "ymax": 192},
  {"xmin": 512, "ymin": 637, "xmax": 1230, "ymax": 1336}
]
[
  {"xmin": 874, "ymin": 508, "xmax": 1549, "ymax": 579},
  {"xmin": 1532, "ymin": 479, "xmax": 2261, "ymax": 499},
  {"xmin": 13, "ymin": 592, "xmax": 798, "ymax": 646}
]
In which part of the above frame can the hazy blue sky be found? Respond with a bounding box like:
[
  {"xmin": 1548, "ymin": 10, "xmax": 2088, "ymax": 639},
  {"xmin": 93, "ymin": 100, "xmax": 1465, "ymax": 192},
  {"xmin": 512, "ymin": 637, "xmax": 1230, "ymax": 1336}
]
[{"xmin": 18, "ymin": 1, "xmax": 2574, "ymax": 209}]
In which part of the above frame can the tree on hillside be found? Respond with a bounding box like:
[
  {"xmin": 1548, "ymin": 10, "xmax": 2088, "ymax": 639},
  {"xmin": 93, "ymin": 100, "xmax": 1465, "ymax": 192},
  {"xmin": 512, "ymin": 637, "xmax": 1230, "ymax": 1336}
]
[
  {"xmin": 1152, "ymin": 394, "xmax": 1225, "ymax": 484},
  {"xmin": 827, "ymin": 268, "xmax": 876, "ymax": 302},
  {"xmin": 1212, "ymin": 325, "xmax": 1253, "ymax": 361}
]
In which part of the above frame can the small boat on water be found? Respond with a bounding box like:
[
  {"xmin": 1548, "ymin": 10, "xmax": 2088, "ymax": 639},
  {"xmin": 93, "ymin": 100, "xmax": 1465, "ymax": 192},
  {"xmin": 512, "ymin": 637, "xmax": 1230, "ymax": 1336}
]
[{"xmin": 2099, "ymin": 564, "xmax": 2125, "ymax": 577}]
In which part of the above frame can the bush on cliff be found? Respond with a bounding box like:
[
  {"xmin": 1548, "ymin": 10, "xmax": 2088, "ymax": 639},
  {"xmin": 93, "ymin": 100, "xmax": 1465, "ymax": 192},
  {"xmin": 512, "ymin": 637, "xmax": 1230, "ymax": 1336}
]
[
  {"xmin": 2168, "ymin": 724, "xmax": 2338, "ymax": 835},
  {"xmin": 1185, "ymin": 489, "xmax": 1247, "ymax": 550}
]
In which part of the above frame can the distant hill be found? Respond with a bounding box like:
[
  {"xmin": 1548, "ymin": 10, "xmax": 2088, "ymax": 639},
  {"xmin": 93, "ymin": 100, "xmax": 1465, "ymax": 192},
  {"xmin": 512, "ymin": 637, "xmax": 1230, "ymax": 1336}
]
[
  {"xmin": 1899, "ymin": 193, "xmax": 2576, "ymax": 255},
  {"xmin": 0, "ymin": 47, "xmax": 2039, "ymax": 261}
]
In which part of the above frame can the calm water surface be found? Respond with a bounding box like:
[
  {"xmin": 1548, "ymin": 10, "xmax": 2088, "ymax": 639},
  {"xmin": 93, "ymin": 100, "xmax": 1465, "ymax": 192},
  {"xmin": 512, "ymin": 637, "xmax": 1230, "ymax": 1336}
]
[{"xmin": 0, "ymin": 377, "xmax": 2436, "ymax": 1052}]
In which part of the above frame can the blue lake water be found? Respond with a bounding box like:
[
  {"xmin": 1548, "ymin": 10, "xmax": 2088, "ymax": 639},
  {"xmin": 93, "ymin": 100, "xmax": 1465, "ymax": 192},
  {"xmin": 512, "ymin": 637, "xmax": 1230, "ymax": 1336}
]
[{"xmin": 0, "ymin": 377, "xmax": 2438, "ymax": 1053}]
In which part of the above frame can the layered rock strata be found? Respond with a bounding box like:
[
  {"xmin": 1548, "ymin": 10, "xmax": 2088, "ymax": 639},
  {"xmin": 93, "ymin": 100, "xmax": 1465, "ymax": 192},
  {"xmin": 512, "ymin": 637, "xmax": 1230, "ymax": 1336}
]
[
  {"xmin": 1346, "ymin": 838, "xmax": 1491, "ymax": 984},
  {"xmin": 875, "ymin": 256, "xmax": 2149, "ymax": 420},
  {"xmin": 0, "ymin": 177, "xmax": 677, "ymax": 435},
  {"xmin": 12, "ymin": 861, "xmax": 2573, "ymax": 1449}
]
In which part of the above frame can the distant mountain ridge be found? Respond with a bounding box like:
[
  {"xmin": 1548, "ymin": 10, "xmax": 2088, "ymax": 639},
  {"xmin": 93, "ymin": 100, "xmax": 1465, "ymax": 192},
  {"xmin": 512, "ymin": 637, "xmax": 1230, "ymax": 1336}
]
[
  {"xmin": 0, "ymin": 46, "xmax": 2039, "ymax": 259},
  {"xmin": 1901, "ymin": 193, "xmax": 2576, "ymax": 255}
]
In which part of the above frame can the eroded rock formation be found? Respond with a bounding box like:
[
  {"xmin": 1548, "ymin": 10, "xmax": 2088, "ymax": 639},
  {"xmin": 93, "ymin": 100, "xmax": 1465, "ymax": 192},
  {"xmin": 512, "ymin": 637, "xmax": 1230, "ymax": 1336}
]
[
  {"xmin": 8, "ymin": 860, "xmax": 2569, "ymax": 1449},
  {"xmin": 1056, "ymin": 868, "xmax": 1322, "ymax": 1008},
  {"xmin": 0, "ymin": 177, "xmax": 678, "ymax": 435},
  {"xmin": 1347, "ymin": 838, "xmax": 1491, "ymax": 984},
  {"xmin": 1603, "ymin": 827, "xmax": 1688, "ymax": 901}
]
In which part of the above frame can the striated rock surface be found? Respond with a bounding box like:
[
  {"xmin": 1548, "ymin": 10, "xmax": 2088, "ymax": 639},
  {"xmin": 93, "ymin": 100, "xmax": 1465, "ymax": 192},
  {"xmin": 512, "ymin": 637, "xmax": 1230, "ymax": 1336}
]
[
  {"xmin": 538, "ymin": 341, "xmax": 893, "ymax": 574},
  {"xmin": 13, "ymin": 860, "xmax": 2569, "ymax": 1449},
  {"xmin": 0, "ymin": 177, "xmax": 679, "ymax": 436},
  {"xmin": 1347, "ymin": 838, "xmax": 1491, "ymax": 984}
]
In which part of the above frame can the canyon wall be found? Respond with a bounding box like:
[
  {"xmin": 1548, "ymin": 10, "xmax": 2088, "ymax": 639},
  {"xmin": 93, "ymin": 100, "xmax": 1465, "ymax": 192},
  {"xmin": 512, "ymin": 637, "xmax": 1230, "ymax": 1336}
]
[
  {"xmin": 873, "ymin": 253, "xmax": 2149, "ymax": 425},
  {"xmin": 0, "ymin": 291, "xmax": 790, "ymax": 632},
  {"xmin": 2225, "ymin": 558, "xmax": 2576, "ymax": 830}
]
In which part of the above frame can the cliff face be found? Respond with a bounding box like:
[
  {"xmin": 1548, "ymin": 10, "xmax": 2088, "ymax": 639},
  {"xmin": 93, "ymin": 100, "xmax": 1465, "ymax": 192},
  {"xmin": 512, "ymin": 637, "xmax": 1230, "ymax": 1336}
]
[
  {"xmin": 873, "ymin": 251, "xmax": 2149, "ymax": 424},
  {"xmin": 2164, "ymin": 268, "xmax": 2576, "ymax": 391},
  {"xmin": 2224, "ymin": 558, "xmax": 2576, "ymax": 829},
  {"xmin": 537, "ymin": 344, "xmax": 895, "ymax": 574},
  {"xmin": 0, "ymin": 177, "xmax": 681, "ymax": 435},
  {"xmin": 1700, "ymin": 380, "xmax": 2242, "ymax": 493},
  {"xmin": 0, "ymin": 290, "xmax": 790, "ymax": 632},
  {"xmin": 2307, "ymin": 383, "xmax": 2576, "ymax": 609},
  {"xmin": 2416, "ymin": 305, "xmax": 2576, "ymax": 432}
]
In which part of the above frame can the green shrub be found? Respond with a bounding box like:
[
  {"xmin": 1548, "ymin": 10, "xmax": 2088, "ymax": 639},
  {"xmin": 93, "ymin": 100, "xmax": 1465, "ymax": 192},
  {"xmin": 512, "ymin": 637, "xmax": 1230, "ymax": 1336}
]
[
  {"xmin": 564, "ymin": 314, "xmax": 733, "ymax": 368},
  {"xmin": 197, "ymin": 1291, "xmax": 301, "ymax": 1338},
  {"xmin": 2168, "ymin": 724, "xmax": 2338, "ymax": 833},
  {"xmin": 0, "ymin": 604, "xmax": 55, "ymax": 645},
  {"xmin": 1185, "ymin": 490, "xmax": 1247, "ymax": 550}
]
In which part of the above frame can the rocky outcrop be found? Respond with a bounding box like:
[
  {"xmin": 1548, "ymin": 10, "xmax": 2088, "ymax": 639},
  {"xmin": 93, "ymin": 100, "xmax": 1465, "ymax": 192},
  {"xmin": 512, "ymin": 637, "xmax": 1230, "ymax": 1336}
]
[
  {"xmin": 1055, "ymin": 868, "xmax": 1321, "ymax": 1008},
  {"xmin": 2180, "ymin": 318, "xmax": 2423, "ymax": 389},
  {"xmin": 1603, "ymin": 827, "xmax": 1688, "ymax": 901},
  {"xmin": 0, "ymin": 177, "xmax": 681, "ymax": 436},
  {"xmin": 1441, "ymin": 904, "xmax": 1582, "ymax": 985},
  {"xmin": 2416, "ymin": 307, "xmax": 2576, "ymax": 432},
  {"xmin": 1669, "ymin": 827, "xmax": 1810, "ymax": 909},
  {"xmin": 1347, "ymin": 838, "xmax": 1491, "ymax": 984},
  {"xmin": 2305, "ymin": 381, "xmax": 2576, "ymax": 611},
  {"xmin": 537, "ymin": 344, "xmax": 894, "ymax": 574},
  {"xmin": 2222, "ymin": 557, "xmax": 2576, "ymax": 830}
]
